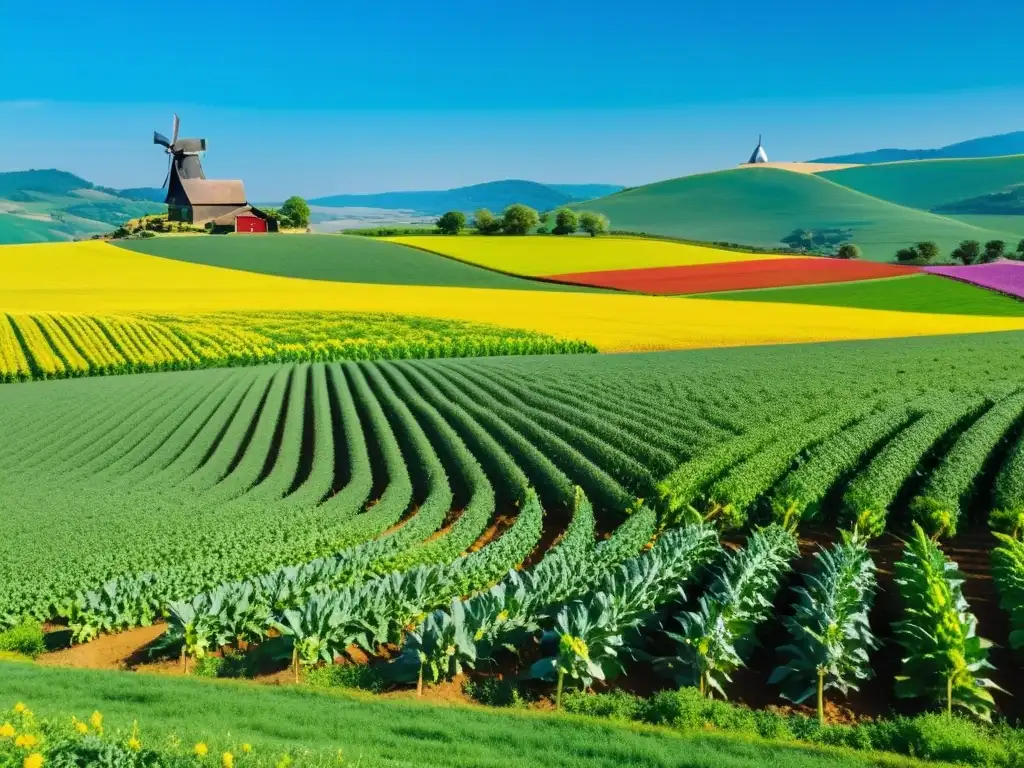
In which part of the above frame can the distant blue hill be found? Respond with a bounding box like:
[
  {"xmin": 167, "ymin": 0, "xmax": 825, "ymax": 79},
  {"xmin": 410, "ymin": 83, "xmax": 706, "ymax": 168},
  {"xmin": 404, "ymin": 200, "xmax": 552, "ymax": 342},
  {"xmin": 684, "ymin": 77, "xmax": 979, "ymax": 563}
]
[
  {"xmin": 308, "ymin": 179, "xmax": 623, "ymax": 214},
  {"xmin": 814, "ymin": 130, "xmax": 1024, "ymax": 165}
]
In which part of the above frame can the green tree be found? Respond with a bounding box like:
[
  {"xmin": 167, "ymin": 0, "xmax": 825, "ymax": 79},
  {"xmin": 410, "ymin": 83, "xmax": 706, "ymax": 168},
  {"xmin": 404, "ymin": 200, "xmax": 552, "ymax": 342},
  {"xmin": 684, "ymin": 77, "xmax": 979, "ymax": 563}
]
[
  {"xmin": 836, "ymin": 243, "xmax": 861, "ymax": 260},
  {"xmin": 552, "ymin": 208, "xmax": 579, "ymax": 236},
  {"xmin": 279, "ymin": 196, "xmax": 311, "ymax": 229},
  {"xmin": 473, "ymin": 208, "xmax": 502, "ymax": 235},
  {"xmin": 895, "ymin": 246, "xmax": 920, "ymax": 262},
  {"xmin": 951, "ymin": 240, "xmax": 981, "ymax": 265},
  {"xmin": 578, "ymin": 211, "xmax": 610, "ymax": 237},
  {"xmin": 436, "ymin": 211, "xmax": 466, "ymax": 235},
  {"xmin": 982, "ymin": 239, "xmax": 1006, "ymax": 263},
  {"xmin": 914, "ymin": 241, "xmax": 940, "ymax": 263},
  {"xmin": 501, "ymin": 203, "xmax": 540, "ymax": 235},
  {"xmin": 1016, "ymin": 239, "xmax": 1024, "ymax": 260}
]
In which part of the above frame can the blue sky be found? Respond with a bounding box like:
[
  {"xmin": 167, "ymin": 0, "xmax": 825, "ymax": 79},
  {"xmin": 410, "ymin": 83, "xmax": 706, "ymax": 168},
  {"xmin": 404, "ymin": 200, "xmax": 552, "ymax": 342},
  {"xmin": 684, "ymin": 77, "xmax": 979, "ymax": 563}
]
[{"xmin": 1, "ymin": 0, "xmax": 1022, "ymax": 199}]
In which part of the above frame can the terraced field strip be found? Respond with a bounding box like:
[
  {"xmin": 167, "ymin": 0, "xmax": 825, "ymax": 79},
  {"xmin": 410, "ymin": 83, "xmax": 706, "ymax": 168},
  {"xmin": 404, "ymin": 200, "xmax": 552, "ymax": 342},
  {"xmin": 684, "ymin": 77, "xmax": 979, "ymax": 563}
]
[
  {"xmin": 545, "ymin": 258, "xmax": 918, "ymax": 295},
  {"xmin": 703, "ymin": 273, "xmax": 1024, "ymax": 317},
  {"xmin": 0, "ymin": 310, "xmax": 593, "ymax": 382},
  {"xmin": 383, "ymin": 234, "xmax": 789, "ymax": 276},
  {"xmin": 4, "ymin": 241, "xmax": 1024, "ymax": 352}
]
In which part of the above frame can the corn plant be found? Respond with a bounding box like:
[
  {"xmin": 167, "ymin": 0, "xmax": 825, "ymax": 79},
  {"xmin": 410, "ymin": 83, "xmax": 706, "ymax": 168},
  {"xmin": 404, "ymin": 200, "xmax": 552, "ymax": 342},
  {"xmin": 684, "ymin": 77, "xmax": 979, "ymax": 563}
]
[
  {"xmin": 531, "ymin": 523, "xmax": 720, "ymax": 705},
  {"xmin": 530, "ymin": 599, "xmax": 624, "ymax": 710},
  {"xmin": 893, "ymin": 524, "xmax": 1000, "ymax": 720},
  {"xmin": 769, "ymin": 531, "xmax": 878, "ymax": 724},
  {"xmin": 273, "ymin": 596, "xmax": 351, "ymax": 683},
  {"xmin": 402, "ymin": 601, "xmax": 478, "ymax": 696},
  {"xmin": 659, "ymin": 524, "xmax": 798, "ymax": 699}
]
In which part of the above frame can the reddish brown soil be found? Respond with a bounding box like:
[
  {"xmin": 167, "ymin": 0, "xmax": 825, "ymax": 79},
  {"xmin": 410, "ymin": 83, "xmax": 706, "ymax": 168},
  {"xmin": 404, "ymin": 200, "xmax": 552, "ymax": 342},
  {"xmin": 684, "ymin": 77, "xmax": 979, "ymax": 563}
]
[
  {"xmin": 547, "ymin": 259, "xmax": 919, "ymax": 295},
  {"xmin": 39, "ymin": 624, "xmax": 169, "ymax": 671}
]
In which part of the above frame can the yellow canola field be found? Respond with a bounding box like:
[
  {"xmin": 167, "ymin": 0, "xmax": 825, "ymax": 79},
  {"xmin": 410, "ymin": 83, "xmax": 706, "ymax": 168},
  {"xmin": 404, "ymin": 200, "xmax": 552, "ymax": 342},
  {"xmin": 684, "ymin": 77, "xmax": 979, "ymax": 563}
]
[
  {"xmin": 3, "ymin": 240, "xmax": 1024, "ymax": 353},
  {"xmin": 385, "ymin": 235, "xmax": 794, "ymax": 276}
]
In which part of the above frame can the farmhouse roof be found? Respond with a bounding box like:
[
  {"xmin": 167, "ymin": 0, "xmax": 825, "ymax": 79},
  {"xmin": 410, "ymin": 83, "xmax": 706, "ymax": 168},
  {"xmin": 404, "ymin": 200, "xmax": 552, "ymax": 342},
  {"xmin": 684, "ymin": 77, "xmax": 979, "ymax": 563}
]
[
  {"xmin": 179, "ymin": 178, "xmax": 247, "ymax": 205},
  {"xmin": 747, "ymin": 135, "xmax": 768, "ymax": 164},
  {"xmin": 210, "ymin": 205, "xmax": 254, "ymax": 226}
]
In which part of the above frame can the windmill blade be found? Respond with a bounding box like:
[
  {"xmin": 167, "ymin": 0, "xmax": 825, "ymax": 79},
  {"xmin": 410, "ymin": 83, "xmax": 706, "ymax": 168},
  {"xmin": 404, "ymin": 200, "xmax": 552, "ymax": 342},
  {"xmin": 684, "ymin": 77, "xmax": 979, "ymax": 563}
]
[
  {"xmin": 153, "ymin": 131, "xmax": 171, "ymax": 148},
  {"xmin": 171, "ymin": 114, "xmax": 180, "ymax": 146},
  {"xmin": 162, "ymin": 155, "xmax": 172, "ymax": 188}
]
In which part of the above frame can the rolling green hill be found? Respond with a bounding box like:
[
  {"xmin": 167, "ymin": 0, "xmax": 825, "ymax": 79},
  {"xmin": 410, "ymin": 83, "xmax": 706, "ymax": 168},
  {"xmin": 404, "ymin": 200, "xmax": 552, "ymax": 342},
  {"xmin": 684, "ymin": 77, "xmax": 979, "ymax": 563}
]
[
  {"xmin": 819, "ymin": 155, "xmax": 1024, "ymax": 211},
  {"xmin": 114, "ymin": 233, "xmax": 595, "ymax": 291},
  {"xmin": 572, "ymin": 167, "xmax": 1022, "ymax": 261},
  {"xmin": 0, "ymin": 169, "xmax": 164, "ymax": 243}
]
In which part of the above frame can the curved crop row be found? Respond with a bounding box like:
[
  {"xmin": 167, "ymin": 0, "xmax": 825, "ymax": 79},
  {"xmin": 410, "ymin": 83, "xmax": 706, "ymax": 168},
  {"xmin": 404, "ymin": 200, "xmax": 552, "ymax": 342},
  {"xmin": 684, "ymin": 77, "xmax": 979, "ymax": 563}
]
[{"xmin": 0, "ymin": 310, "xmax": 595, "ymax": 383}]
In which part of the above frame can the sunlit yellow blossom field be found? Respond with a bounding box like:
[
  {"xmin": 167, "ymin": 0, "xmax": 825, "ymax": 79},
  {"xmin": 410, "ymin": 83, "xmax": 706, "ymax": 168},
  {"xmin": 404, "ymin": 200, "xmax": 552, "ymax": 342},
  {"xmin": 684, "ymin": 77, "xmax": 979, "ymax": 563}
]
[
  {"xmin": 384, "ymin": 235, "xmax": 794, "ymax": 276},
  {"xmin": 3, "ymin": 240, "xmax": 1024, "ymax": 352}
]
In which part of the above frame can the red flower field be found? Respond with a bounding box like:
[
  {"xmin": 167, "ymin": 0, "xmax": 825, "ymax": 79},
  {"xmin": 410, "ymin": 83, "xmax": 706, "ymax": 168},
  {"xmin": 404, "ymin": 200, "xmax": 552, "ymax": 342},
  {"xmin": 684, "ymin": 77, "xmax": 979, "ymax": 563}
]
[{"xmin": 548, "ymin": 258, "xmax": 919, "ymax": 295}]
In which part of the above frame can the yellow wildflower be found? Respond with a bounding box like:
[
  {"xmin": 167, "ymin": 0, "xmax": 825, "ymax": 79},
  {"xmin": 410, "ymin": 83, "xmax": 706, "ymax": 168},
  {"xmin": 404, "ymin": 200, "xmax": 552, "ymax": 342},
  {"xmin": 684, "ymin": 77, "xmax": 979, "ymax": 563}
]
[
  {"xmin": 127, "ymin": 737, "xmax": 142, "ymax": 752},
  {"xmin": 195, "ymin": 743, "xmax": 209, "ymax": 758},
  {"xmin": 13, "ymin": 704, "xmax": 26, "ymax": 714},
  {"xmin": 0, "ymin": 722, "xmax": 15, "ymax": 738},
  {"xmin": 222, "ymin": 753, "xmax": 234, "ymax": 768},
  {"xmin": 241, "ymin": 744, "xmax": 252, "ymax": 754},
  {"xmin": 72, "ymin": 717, "xmax": 88, "ymax": 735},
  {"xmin": 15, "ymin": 734, "xmax": 38, "ymax": 749},
  {"xmin": 23, "ymin": 752, "xmax": 43, "ymax": 768},
  {"xmin": 89, "ymin": 711, "xmax": 103, "ymax": 734}
]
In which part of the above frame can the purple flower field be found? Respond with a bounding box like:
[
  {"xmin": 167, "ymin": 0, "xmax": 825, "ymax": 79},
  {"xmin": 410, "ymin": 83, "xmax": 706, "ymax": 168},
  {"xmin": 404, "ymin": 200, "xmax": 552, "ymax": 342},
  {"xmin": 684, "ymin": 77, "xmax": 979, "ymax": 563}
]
[{"xmin": 924, "ymin": 260, "xmax": 1024, "ymax": 300}]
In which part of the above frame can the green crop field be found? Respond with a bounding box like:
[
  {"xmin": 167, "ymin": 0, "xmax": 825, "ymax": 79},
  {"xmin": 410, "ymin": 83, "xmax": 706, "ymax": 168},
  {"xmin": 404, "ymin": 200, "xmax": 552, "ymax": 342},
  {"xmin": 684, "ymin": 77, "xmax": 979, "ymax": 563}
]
[
  {"xmin": 573, "ymin": 167, "xmax": 1020, "ymax": 261},
  {"xmin": 6, "ymin": 332, "xmax": 1024, "ymax": 738},
  {"xmin": 702, "ymin": 274, "xmax": 1024, "ymax": 315},
  {"xmin": 0, "ymin": 665, "xmax": 935, "ymax": 768},
  {"xmin": 0, "ymin": 310, "xmax": 592, "ymax": 383},
  {"xmin": 820, "ymin": 156, "xmax": 1024, "ymax": 211},
  {"xmin": 114, "ymin": 234, "xmax": 595, "ymax": 291}
]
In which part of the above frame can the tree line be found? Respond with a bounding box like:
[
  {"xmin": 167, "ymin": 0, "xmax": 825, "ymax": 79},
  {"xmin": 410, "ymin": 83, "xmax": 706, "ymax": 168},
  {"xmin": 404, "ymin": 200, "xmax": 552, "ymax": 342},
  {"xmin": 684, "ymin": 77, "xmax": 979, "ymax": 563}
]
[
  {"xmin": 436, "ymin": 204, "xmax": 610, "ymax": 236},
  {"xmin": 895, "ymin": 238, "xmax": 1024, "ymax": 265}
]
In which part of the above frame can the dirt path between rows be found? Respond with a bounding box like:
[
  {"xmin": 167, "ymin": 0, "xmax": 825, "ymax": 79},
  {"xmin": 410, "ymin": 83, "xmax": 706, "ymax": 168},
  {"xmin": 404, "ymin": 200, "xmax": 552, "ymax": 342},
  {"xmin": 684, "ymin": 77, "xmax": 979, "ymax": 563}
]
[{"xmin": 39, "ymin": 624, "xmax": 169, "ymax": 671}]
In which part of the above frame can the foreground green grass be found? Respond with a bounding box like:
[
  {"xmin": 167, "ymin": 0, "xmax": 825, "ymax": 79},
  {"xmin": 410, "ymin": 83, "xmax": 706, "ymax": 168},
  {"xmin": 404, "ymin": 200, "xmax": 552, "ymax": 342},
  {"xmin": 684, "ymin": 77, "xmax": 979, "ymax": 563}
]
[
  {"xmin": 703, "ymin": 273, "xmax": 1024, "ymax": 315},
  {"xmin": 114, "ymin": 234, "xmax": 592, "ymax": 292},
  {"xmin": 0, "ymin": 663, "xmax": 935, "ymax": 768}
]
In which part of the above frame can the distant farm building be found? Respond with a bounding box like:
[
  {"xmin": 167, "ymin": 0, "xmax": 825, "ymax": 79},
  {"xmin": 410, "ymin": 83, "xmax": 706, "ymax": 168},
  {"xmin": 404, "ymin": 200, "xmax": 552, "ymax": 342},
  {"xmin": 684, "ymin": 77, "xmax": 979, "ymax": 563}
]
[
  {"xmin": 747, "ymin": 135, "xmax": 768, "ymax": 164},
  {"xmin": 153, "ymin": 114, "xmax": 276, "ymax": 232}
]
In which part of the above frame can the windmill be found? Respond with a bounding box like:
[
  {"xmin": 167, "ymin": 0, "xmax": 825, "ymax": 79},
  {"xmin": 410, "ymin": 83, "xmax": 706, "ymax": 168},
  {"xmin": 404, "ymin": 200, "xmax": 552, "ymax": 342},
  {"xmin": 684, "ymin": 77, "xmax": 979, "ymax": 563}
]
[
  {"xmin": 148, "ymin": 113, "xmax": 269, "ymax": 231},
  {"xmin": 153, "ymin": 114, "xmax": 208, "ymax": 190},
  {"xmin": 747, "ymin": 135, "xmax": 768, "ymax": 164}
]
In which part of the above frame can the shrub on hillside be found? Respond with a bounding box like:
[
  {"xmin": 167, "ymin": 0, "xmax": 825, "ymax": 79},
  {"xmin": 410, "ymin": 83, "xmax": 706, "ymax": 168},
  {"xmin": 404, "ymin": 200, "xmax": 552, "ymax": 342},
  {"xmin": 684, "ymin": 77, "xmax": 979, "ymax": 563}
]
[
  {"xmin": 578, "ymin": 211, "xmax": 610, "ymax": 237},
  {"xmin": 895, "ymin": 246, "xmax": 920, "ymax": 262},
  {"xmin": 279, "ymin": 196, "xmax": 311, "ymax": 229},
  {"xmin": 983, "ymin": 239, "xmax": 1007, "ymax": 263},
  {"xmin": 436, "ymin": 211, "xmax": 466, "ymax": 235},
  {"xmin": 836, "ymin": 243, "xmax": 861, "ymax": 260},
  {"xmin": 501, "ymin": 203, "xmax": 540, "ymax": 235},
  {"xmin": 951, "ymin": 240, "xmax": 982, "ymax": 265},
  {"xmin": 0, "ymin": 620, "xmax": 45, "ymax": 658},
  {"xmin": 473, "ymin": 208, "xmax": 502, "ymax": 234},
  {"xmin": 552, "ymin": 208, "xmax": 579, "ymax": 235},
  {"xmin": 915, "ymin": 241, "xmax": 940, "ymax": 263}
]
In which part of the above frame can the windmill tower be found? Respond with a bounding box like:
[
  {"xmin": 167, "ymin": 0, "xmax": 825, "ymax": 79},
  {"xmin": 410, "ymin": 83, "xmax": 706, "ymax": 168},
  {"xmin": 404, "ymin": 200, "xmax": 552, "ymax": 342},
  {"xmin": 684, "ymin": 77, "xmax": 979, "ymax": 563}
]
[
  {"xmin": 747, "ymin": 135, "xmax": 768, "ymax": 164},
  {"xmin": 152, "ymin": 114, "xmax": 266, "ymax": 229},
  {"xmin": 153, "ymin": 114, "xmax": 208, "ymax": 185}
]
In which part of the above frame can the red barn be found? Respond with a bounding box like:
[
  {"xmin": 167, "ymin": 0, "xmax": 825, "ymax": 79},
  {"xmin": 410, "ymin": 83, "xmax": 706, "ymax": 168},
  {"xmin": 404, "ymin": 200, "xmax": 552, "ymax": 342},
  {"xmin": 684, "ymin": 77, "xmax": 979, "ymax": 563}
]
[{"xmin": 235, "ymin": 213, "xmax": 268, "ymax": 233}]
